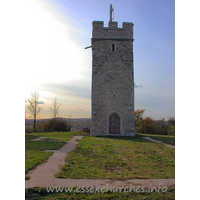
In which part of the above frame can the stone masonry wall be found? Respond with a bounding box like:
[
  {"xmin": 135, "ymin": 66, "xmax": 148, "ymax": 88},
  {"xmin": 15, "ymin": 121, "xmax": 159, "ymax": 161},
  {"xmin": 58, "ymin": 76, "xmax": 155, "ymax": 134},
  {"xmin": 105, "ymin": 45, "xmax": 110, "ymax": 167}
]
[{"xmin": 91, "ymin": 20, "xmax": 135, "ymax": 136}]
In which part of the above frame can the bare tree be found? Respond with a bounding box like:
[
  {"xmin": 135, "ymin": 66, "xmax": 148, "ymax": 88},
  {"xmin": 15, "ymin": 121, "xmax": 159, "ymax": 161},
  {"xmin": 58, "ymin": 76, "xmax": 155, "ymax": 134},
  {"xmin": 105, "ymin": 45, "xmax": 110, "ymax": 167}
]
[
  {"xmin": 50, "ymin": 98, "xmax": 61, "ymax": 119},
  {"xmin": 27, "ymin": 91, "xmax": 42, "ymax": 132}
]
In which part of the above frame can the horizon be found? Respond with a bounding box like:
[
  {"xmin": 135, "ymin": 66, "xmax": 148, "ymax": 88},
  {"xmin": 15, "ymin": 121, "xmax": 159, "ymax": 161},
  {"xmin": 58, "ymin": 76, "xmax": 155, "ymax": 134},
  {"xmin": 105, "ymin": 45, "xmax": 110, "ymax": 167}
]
[{"xmin": 25, "ymin": 117, "xmax": 171, "ymax": 122}]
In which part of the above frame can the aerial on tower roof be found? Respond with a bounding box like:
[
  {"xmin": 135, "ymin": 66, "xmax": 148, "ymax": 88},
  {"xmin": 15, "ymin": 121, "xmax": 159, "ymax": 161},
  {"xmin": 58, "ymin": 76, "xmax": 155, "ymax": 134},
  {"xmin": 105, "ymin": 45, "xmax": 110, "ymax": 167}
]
[{"xmin": 110, "ymin": 4, "xmax": 114, "ymax": 22}]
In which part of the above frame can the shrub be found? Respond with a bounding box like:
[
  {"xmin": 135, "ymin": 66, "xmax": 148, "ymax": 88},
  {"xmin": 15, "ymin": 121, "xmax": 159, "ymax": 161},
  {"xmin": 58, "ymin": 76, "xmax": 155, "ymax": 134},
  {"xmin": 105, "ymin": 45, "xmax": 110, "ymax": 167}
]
[
  {"xmin": 42, "ymin": 118, "xmax": 71, "ymax": 132},
  {"xmin": 168, "ymin": 125, "xmax": 175, "ymax": 136},
  {"xmin": 25, "ymin": 126, "xmax": 33, "ymax": 133},
  {"xmin": 42, "ymin": 120, "xmax": 55, "ymax": 132}
]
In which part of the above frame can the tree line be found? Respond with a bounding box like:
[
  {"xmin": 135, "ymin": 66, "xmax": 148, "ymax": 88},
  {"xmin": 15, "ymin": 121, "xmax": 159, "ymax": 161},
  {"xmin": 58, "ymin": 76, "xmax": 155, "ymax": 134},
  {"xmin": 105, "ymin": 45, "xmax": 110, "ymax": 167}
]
[
  {"xmin": 26, "ymin": 91, "xmax": 175, "ymax": 135},
  {"xmin": 134, "ymin": 109, "xmax": 175, "ymax": 135}
]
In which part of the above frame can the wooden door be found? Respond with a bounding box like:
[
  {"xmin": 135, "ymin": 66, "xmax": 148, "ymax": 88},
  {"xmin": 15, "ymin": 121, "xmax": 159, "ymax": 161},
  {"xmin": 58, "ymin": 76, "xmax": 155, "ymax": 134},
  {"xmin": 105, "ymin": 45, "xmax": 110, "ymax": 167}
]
[{"xmin": 109, "ymin": 114, "xmax": 120, "ymax": 134}]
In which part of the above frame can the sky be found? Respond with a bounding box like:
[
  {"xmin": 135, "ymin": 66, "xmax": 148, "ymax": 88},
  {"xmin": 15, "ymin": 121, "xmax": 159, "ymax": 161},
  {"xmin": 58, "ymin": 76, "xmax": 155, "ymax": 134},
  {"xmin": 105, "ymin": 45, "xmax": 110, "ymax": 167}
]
[{"xmin": 24, "ymin": 0, "xmax": 175, "ymax": 120}]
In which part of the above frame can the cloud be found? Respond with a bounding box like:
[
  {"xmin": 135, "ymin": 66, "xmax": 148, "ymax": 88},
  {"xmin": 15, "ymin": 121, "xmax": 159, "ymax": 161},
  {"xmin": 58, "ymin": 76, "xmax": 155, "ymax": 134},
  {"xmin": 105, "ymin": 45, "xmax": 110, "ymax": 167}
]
[
  {"xmin": 23, "ymin": 0, "xmax": 91, "ymax": 86},
  {"xmin": 41, "ymin": 82, "xmax": 91, "ymax": 100},
  {"xmin": 39, "ymin": 81, "xmax": 143, "ymax": 103}
]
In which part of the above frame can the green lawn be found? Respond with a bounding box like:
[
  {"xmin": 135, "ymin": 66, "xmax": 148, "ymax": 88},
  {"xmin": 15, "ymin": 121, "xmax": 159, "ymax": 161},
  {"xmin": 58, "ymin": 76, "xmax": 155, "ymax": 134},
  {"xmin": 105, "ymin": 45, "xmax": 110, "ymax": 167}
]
[
  {"xmin": 57, "ymin": 135, "xmax": 175, "ymax": 179},
  {"xmin": 137, "ymin": 133, "xmax": 175, "ymax": 145},
  {"xmin": 25, "ymin": 187, "xmax": 175, "ymax": 200},
  {"xmin": 25, "ymin": 150, "xmax": 52, "ymax": 174},
  {"xmin": 29, "ymin": 131, "xmax": 88, "ymax": 142},
  {"xmin": 25, "ymin": 132, "xmax": 79, "ymax": 179},
  {"xmin": 26, "ymin": 132, "xmax": 175, "ymax": 198}
]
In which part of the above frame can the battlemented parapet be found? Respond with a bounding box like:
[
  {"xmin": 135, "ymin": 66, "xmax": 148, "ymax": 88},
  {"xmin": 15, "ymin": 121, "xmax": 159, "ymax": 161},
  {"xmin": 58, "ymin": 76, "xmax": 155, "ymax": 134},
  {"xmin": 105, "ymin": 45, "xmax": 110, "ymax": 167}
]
[{"xmin": 92, "ymin": 21, "xmax": 133, "ymax": 39}]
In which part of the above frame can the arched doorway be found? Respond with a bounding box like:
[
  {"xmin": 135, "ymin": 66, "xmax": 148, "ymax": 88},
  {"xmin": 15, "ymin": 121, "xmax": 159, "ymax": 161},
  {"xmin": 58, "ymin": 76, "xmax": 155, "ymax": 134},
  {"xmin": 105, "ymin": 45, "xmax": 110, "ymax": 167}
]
[{"xmin": 109, "ymin": 114, "xmax": 120, "ymax": 134}]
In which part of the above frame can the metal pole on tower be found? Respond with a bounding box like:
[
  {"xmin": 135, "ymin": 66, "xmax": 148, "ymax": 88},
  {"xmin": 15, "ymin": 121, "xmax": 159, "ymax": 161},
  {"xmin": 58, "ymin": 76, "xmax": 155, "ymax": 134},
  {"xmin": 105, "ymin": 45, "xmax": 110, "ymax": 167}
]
[
  {"xmin": 110, "ymin": 4, "xmax": 112, "ymax": 22},
  {"xmin": 110, "ymin": 4, "xmax": 114, "ymax": 22}
]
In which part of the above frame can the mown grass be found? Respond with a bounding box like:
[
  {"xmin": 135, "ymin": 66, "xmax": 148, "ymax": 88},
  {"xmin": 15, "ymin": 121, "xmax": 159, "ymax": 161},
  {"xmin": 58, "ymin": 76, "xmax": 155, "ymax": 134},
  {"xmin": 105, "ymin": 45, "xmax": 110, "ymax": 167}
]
[
  {"xmin": 57, "ymin": 135, "xmax": 175, "ymax": 179},
  {"xmin": 25, "ymin": 136, "xmax": 65, "ymax": 179},
  {"xmin": 137, "ymin": 133, "xmax": 175, "ymax": 145},
  {"xmin": 29, "ymin": 131, "xmax": 88, "ymax": 142},
  {"xmin": 25, "ymin": 187, "xmax": 175, "ymax": 200},
  {"xmin": 25, "ymin": 150, "xmax": 52, "ymax": 174},
  {"xmin": 25, "ymin": 131, "xmax": 88, "ymax": 178},
  {"xmin": 25, "ymin": 133, "xmax": 71, "ymax": 178}
]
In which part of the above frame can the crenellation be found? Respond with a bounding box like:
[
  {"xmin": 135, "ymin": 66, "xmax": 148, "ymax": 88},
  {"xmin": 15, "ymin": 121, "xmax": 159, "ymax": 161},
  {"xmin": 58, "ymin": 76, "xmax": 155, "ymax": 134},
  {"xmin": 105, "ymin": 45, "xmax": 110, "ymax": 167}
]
[{"xmin": 92, "ymin": 20, "xmax": 134, "ymax": 39}]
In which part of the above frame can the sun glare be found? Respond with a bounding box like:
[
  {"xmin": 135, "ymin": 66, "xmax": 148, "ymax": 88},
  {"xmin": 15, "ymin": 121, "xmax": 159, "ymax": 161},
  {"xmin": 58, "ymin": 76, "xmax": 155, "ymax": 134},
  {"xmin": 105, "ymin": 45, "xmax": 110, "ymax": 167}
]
[{"xmin": 25, "ymin": 0, "xmax": 90, "ymax": 102}]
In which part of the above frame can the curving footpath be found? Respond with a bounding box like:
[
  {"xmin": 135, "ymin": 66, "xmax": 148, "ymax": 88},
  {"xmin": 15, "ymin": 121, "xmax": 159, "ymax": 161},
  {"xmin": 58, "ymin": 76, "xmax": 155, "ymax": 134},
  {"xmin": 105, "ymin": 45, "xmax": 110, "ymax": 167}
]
[
  {"xmin": 25, "ymin": 136, "xmax": 175, "ymax": 189},
  {"xmin": 142, "ymin": 137, "xmax": 175, "ymax": 149}
]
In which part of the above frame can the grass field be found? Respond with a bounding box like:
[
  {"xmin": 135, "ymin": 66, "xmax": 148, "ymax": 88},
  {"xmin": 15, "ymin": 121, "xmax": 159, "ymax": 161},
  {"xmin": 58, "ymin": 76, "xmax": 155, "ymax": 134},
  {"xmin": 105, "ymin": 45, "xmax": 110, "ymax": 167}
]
[
  {"xmin": 29, "ymin": 131, "xmax": 88, "ymax": 142},
  {"xmin": 137, "ymin": 133, "xmax": 175, "ymax": 145},
  {"xmin": 25, "ymin": 132, "xmax": 81, "ymax": 179},
  {"xmin": 25, "ymin": 132, "xmax": 175, "ymax": 198},
  {"xmin": 57, "ymin": 134, "xmax": 175, "ymax": 179},
  {"xmin": 25, "ymin": 187, "xmax": 175, "ymax": 200}
]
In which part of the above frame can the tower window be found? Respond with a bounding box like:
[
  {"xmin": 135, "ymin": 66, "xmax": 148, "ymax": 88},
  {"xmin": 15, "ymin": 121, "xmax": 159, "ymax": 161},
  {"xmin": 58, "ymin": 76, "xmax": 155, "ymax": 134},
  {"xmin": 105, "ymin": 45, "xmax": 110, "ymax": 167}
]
[{"xmin": 112, "ymin": 44, "xmax": 115, "ymax": 51}]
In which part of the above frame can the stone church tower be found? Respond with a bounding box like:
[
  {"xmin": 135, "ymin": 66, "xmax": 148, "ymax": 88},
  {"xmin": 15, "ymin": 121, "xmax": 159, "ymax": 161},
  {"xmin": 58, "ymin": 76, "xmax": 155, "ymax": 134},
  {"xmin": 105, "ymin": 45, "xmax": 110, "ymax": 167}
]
[{"xmin": 90, "ymin": 5, "xmax": 135, "ymax": 137}]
